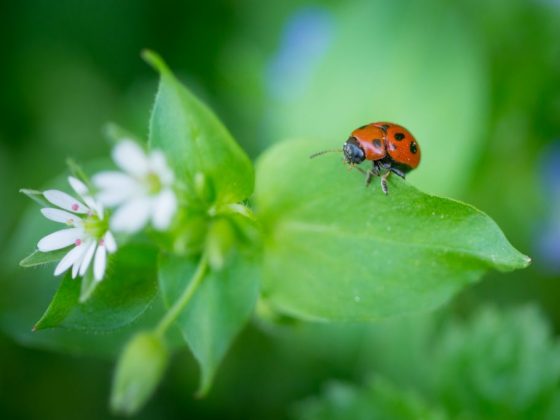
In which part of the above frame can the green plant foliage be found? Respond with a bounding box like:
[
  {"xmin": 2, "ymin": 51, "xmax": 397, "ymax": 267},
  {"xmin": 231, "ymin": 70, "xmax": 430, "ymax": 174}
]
[
  {"xmin": 159, "ymin": 252, "xmax": 259, "ymax": 395},
  {"xmin": 255, "ymin": 139, "xmax": 530, "ymax": 321},
  {"xmin": 296, "ymin": 305, "xmax": 560, "ymax": 420},
  {"xmin": 143, "ymin": 50, "xmax": 254, "ymax": 206},
  {"xmin": 296, "ymin": 377, "xmax": 447, "ymax": 420},
  {"xmin": 433, "ymin": 306, "xmax": 560, "ymax": 420},
  {"xmin": 111, "ymin": 332, "xmax": 169, "ymax": 416},
  {"xmin": 34, "ymin": 244, "xmax": 158, "ymax": 331},
  {"xmin": 6, "ymin": 50, "xmax": 535, "ymax": 415}
]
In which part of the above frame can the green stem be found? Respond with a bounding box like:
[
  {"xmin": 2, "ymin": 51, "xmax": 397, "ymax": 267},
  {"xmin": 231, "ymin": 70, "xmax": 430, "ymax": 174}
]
[{"xmin": 155, "ymin": 254, "xmax": 209, "ymax": 337}]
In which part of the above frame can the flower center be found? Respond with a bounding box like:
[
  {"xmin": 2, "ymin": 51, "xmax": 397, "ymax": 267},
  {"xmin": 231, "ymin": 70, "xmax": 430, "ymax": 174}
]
[
  {"xmin": 83, "ymin": 214, "xmax": 109, "ymax": 239},
  {"xmin": 145, "ymin": 171, "xmax": 162, "ymax": 194}
]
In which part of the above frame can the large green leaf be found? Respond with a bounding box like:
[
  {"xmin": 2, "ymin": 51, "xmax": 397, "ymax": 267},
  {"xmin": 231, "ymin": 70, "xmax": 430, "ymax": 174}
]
[
  {"xmin": 34, "ymin": 243, "xmax": 158, "ymax": 332},
  {"xmin": 159, "ymin": 252, "xmax": 259, "ymax": 395},
  {"xmin": 254, "ymin": 139, "xmax": 530, "ymax": 321},
  {"xmin": 144, "ymin": 50, "xmax": 254, "ymax": 205}
]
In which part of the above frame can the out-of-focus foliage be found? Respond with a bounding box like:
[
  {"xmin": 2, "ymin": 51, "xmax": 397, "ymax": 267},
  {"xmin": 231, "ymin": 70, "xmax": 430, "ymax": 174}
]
[
  {"xmin": 433, "ymin": 306, "xmax": 560, "ymax": 419},
  {"xmin": 296, "ymin": 306, "xmax": 560, "ymax": 420},
  {"xmin": 296, "ymin": 377, "xmax": 447, "ymax": 420}
]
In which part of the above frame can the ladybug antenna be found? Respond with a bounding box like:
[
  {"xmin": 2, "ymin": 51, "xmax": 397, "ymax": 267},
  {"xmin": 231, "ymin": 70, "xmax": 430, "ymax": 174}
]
[{"xmin": 309, "ymin": 149, "xmax": 343, "ymax": 159}]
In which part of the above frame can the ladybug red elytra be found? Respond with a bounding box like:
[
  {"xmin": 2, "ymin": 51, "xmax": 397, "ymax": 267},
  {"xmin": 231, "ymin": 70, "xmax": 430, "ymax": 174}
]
[{"xmin": 311, "ymin": 122, "xmax": 421, "ymax": 194}]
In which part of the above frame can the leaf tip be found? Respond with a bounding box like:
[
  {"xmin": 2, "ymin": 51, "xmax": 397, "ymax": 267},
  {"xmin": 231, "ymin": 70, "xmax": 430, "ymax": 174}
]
[
  {"xmin": 194, "ymin": 383, "xmax": 211, "ymax": 399},
  {"xmin": 19, "ymin": 188, "xmax": 37, "ymax": 197},
  {"xmin": 521, "ymin": 254, "xmax": 532, "ymax": 267},
  {"xmin": 31, "ymin": 321, "xmax": 48, "ymax": 332},
  {"xmin": 141, "ymin": 49, "xmax": 171, "ymax": 76}
]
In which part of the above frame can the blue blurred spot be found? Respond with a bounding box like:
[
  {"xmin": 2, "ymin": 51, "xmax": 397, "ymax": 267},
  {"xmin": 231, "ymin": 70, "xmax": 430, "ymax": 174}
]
[
  {"xmin": 540, "ymin": 142, "xmax": 560, "ymax": 197},
  {"xmin": 536, "ymin": 141, "xmax": 560, "ymax": 272},
  {"xmin": 267, "ymin": 6, "xmax": 333, "ymax": 101}
]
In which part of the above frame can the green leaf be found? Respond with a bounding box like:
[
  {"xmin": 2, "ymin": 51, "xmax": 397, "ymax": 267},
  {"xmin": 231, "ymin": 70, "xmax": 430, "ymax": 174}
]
[
  {"xmin": 254, "ymin": 139, "xmax": 530, "ymax": 321},
  {"xmin": 143, "ymin": 50, "xmax": 254, "ymax": 205},
  {"xmin": 111, "ymin": 332, "xmax": 169, "ymax": 416},
  {"xmin": 159, "ymin": 252, "xmax": 259, "ymax": 395},
  {"xmin": 33, "ymin": 243, "xmax": 159, "ymax": 332},
  {"xmin": 19, "ymin": 249, "xmax": 69, "ymax": 267},
  {"xmin": 296, "ymin": 377, "xmax": 447, "ymax": 420}
]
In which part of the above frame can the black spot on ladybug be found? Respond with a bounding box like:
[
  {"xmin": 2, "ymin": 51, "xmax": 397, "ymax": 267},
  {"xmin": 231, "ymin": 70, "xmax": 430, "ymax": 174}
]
[
  {"xmin": 394, "ymin": 133, "xmax": 405, "ymax": 141},
  {"xmin": 372, "ymin": 139, "xmax": 383, "ymax": 149},
  {"xmin": 410, "ymin": 141, "xmax": 418, "ymax": 154}
]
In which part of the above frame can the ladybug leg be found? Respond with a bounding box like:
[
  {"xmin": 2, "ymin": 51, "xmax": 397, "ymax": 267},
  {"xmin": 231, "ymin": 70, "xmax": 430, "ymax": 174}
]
[
  {"xmin": 365, "ymin": 161, "xmax": 381, "ymax": 187},
  {"xmin": 380, "ymin": 171, "xmax": 391, "ymax": 195},
  {"xmin": 390, "ymin": 166, "xmax": 406, "ymax": 179}
]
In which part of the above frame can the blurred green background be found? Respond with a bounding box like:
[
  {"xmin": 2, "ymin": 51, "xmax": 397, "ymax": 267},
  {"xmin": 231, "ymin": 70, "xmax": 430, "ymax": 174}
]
[{"xmin": 1, "ymin": 0, "xmax": 560, "ymax": 418}]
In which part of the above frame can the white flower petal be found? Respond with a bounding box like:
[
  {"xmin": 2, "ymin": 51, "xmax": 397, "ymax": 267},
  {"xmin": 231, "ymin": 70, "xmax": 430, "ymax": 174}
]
[
  {"xmin": 79, "ymin": 241, "xmax": 97, "ymax": 276},
  {"xmin": 68, "ymin": 176, "xmax": 89, "ymax": 199},
  {"xmin": 37, "ymin": 228, "xmax": 83, "ymax": 252},
  {"xmin": 93, "ymin": 172, "xmax": 142, "ymax": 206},
  {"xmin": 149, "ymin": 150, "xmax": 174, "ymax": 185},
  {"xmin": 54, "ymin": 244, "xmax": 86, "ymax": 276},
  {"xmin": 103, "ymin": 231, "xmax": 117, "ymax": 253},
  {"xmin": 110, "ymin": 196, "xmax": 152, "ymax": 233},
  {"xmin": 40, "ymin": 208, "xmax": 82, "ymax": 226},
  {"xmin": 96, "ymin": 190, "xmax": 135, "ymax": 207},
  {"xmin": 112, "ymin": 140, "xmax": 149, "ymax": 177},
  {"xmin": 93, "ymin": 171, "xmax": 137, "ymax": 189},
  {"xmin": 71, "ymin": 243, "xmax": 90, "ymax": 279},
  {"xmin": 44, "ymin": 190, "xmax": 88, "ymax": 214},
  {"xmin": 152, "ymin": 189, "xmax": 177, "ymax": 230},
  {"xmin": 93, "ymin": 244, "xmax": 107, "ymax": 281}
]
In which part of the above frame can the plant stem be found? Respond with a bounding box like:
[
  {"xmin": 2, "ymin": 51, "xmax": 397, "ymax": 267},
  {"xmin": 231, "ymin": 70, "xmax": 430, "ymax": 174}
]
[{"xmin": 155, "ymin": 254, "xmax": 208, "ymax": 337}]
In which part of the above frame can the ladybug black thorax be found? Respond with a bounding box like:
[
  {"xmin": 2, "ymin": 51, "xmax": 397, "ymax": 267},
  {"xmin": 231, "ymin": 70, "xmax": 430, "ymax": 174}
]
[{"xmin": 343, "ymin": 137, "xmax": 365, "ymax": 164}]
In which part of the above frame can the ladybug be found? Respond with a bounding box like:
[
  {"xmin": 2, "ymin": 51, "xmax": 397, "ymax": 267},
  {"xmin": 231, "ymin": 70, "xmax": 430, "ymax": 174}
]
[{"xmin": 311, "ymin": 122, "xmax": 420, "ymax": 194}]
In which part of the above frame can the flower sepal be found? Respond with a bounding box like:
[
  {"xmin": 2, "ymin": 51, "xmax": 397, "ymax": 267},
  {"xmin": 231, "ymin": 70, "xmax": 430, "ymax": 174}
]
[{"xmin": 19, "ymin": 248, "xmax": 70, "ymax": 268}]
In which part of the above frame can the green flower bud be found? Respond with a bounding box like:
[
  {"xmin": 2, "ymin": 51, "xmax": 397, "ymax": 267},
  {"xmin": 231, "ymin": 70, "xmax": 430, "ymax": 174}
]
[
  {"xmin": 110, "ymin": 332, "xmax": 168, "ymax": 416},
  {"xmin": 205, "ymin": 218, "xmax": 236, "ymax": 271}
]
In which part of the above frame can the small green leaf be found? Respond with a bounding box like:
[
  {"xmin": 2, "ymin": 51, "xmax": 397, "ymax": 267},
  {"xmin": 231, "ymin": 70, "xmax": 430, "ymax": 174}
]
[
  {"xmin": 33, "ymin": 244, "xmax": 158, "ymax": 332},
  {"xmin": 143, "ymin": 50, "xmax": 254, "ymax": 205},
  {"xmin": 111, "ymin": 332, "xmax": 169, "ymax": 416},
  {"xmin": 296, "ymin": 377, "xmax": 447, "ymax": 420},
  {"xmin": 159, "ymin": 252, "xmax": 259, "ymax": 395},
  {"xmin": 255, "ymin": 139, "xmax": 530, "ymax": 321},
  {"xmin": 19, "ymin": 249, "xmax": 69, "ymax": 267}
]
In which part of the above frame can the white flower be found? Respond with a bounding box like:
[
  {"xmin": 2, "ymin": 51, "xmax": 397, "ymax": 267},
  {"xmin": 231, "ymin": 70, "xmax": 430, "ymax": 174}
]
[
  {"xmin": 92, "ymin": 140, "xmax": 178, "ymax": 234},
  {"xmin": 37, "ymin": 176, "xmax": 117, "ymax": 281}
]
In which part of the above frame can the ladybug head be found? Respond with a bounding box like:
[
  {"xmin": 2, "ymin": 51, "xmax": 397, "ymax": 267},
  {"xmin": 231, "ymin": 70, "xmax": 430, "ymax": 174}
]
[{"xmin": 343, "ymin": 137, "xmax": 365, "ymax": 164}]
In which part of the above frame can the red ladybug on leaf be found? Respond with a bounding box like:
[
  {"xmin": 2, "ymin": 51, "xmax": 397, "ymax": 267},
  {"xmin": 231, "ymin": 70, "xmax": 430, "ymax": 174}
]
[{"xmin": 311, "ymin": 122, "xmax": 421, "ymax": 194}]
